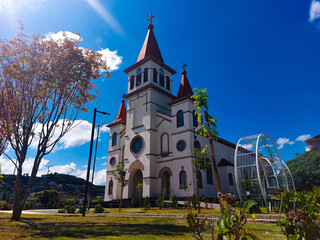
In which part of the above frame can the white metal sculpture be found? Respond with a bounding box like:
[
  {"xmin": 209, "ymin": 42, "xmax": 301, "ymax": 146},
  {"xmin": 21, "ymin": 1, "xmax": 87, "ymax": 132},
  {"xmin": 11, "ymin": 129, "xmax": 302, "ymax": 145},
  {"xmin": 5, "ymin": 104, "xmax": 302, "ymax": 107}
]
[{"xmin": 234, "ymin": 134, "xmax": 295, "ymax": 210}]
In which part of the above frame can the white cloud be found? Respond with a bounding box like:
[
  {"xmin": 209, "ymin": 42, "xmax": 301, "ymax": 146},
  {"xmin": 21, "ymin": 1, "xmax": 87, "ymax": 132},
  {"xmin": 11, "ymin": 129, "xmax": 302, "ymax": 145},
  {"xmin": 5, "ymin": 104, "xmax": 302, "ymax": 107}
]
[
  {"xmin": 93, "ymin": 169, "xmax": 106, "ymax": 185},
  {"xmin": 239, "ymin": 144, "xmax": 253, "ymax": 150},
  {"xmin": 30, "ymin": 120, "xmax": 109, "ymax": 151},
  {"xmin": 98, "ymin": 48, "xmax": 122, "ymax": 71},
  {"xmin": 295, "ymin": 134, "xmax": 311, "ymax": 142},
  {"xmin": 101, "ymin": 162, "xmax": 107, "ymax": 166},
  {"xmin": 43, "ymin": 31, "xmax": 122, "ymax": 72},
  {"xmin": 276, "ymin": 138, "xmax": 294, "ymax": 149},
  {"xmin": 309, "ymin": 0, "xmax": 320, "ymax": 22},
  {"xmin": 44, "ymin": 31, "xmax": 82, "ymax": 42}
]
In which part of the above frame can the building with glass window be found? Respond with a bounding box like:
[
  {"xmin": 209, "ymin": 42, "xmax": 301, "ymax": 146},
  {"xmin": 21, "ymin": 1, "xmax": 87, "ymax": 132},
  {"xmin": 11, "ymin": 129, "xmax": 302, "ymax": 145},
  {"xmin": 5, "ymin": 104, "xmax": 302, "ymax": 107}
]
[{"xmin": 105, "ymin": 20, "xmax": 237, "ymax": 202}]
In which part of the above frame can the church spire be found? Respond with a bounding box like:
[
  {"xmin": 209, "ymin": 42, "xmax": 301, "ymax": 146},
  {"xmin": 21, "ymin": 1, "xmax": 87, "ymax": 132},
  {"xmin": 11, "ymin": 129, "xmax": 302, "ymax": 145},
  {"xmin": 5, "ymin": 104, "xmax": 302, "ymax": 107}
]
[
  {"xmin": 177, "ymin": 63, "xmax": 193, "ymax": 98},
  {"xmin": 108, "ymin": 98, "xmax": 127, "ymax": 127},
  {"xmin": 137, "ymin": 14, "xmax": 164, "ymax": 63}
]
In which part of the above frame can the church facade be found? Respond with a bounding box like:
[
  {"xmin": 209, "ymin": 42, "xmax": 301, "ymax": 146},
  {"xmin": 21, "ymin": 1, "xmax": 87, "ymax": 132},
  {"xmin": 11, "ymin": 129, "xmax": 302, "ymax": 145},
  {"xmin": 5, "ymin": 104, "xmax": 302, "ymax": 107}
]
[{"xmin": 104, "ymin": 20, "xmax": 237, "ymax": 201}]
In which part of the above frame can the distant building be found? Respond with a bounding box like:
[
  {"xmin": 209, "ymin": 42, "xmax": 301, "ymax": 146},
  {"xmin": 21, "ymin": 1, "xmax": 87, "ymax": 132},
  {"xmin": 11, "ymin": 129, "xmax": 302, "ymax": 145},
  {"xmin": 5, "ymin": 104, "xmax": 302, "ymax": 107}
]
[{"xmin": 305, "ymin": 134, "xmax": 320, "ymax": 152}]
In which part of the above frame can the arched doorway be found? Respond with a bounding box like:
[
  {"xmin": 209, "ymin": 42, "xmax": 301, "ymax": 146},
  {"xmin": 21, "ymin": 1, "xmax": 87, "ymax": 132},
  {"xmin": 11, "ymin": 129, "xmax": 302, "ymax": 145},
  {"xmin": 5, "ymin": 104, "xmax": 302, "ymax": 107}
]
[
  {"xmin": 161, "ymin": 171, "xmax": 170, "ymax": 199},
  {"xmin": 131, "ymin": 169, "xmax": 143, "ymax": 198}
]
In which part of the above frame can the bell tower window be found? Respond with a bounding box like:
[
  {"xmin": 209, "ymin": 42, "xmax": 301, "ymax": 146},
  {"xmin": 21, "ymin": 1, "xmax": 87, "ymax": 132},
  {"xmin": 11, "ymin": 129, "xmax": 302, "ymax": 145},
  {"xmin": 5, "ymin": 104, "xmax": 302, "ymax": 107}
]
[
  {"xmin": 136, "ymin": 67, "xmax": 142, "ymax": 87},
  {"xmin": 159, "ymin": 68, "xmax": 164, "ymax": 87},
  {"xmin": 143, "ymin": 68, "xmax": 148, "ymax": 83},
  {"xmin": 153, "ymin": 68, "xmax": 157, "ymax": 83},
  {"xmin": 177, "ymin": 110, "xmax": 184, "ymax": 127},
  {"xmin": 112, "ymin": 132, "xmax": 117, "ymax": 146},
  {"xmin": 166, "ymin": 77, "xmax": 170, "ymax": 90},
  {"xmin": 130, "ymin": 76, "xmax": 134, "ymax": 90}
]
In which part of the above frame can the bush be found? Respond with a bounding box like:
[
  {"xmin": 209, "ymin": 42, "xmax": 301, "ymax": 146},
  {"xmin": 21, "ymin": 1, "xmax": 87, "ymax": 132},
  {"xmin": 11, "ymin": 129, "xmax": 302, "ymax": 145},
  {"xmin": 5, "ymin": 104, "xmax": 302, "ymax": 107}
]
[
  {"xmin": 92, "ymin": 196, "xmax": 103, "ymax": 204},
  {"xmin": 77, "ymin": 205, "xmax": 83, "ymax": 214},
  {"xmin": 190, "ymin": 194, "xmax": 197, "ymax": 209},
  {"xmin": 171, "ymin": 194, "xmax": 178, "ymax": 209},
  {"xmin": 58, "ymin": 208, "xmax": 66, "ymax": 213},
  {"xmin": 249, "ymin": 203, "xmax": 261, "ymax": 213},
  {"xmin": 0, "ymin": 201, "xmax": 7, "ymax": 210},
  {"xmin": 143, "ymin": 196, "xmax": 151, "ymax": 210},
  {"xmin": 157, "ymin": 195, "xmax": 165, "ymax": 209},
  {"xmin": 93, "ymin": 204, "xmax": 104, "ymax": 213},
  {"xmin": 64, "ymin": 198, "xmax": 76, "ymax": 214},
  {"xmin": 131, "ymin": 197, "xmax": 138, "ymax": 208},
  {"xmin": 24, "ymin": 201, "xmax": 31, "ymax": 210}
]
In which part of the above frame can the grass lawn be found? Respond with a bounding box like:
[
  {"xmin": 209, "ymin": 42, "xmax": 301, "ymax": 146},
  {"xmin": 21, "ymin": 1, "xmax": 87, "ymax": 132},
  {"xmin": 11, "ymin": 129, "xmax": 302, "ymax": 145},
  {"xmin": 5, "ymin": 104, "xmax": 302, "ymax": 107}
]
[{"xmin": 0, "ymin": 212, "xmax": 285, "ymax": 239}]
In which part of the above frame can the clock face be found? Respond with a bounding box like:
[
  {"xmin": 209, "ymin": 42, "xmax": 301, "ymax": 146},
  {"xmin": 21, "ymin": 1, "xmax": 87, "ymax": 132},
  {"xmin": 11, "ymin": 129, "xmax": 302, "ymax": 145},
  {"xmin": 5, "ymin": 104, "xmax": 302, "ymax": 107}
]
[
  {"xmin": 177, "ymin": 140, "xmax": 186, "ymax": 152},
  {"xmin": 132, "ymin": 137, "xmax": 143, "ymax": 154},
  {"xmin": 159, "ymin": 68, "xmax": 164, "ymax": 75},
  {"xmin": 136, "ymin": 67, "xmax": 142, "ymax": 75}
]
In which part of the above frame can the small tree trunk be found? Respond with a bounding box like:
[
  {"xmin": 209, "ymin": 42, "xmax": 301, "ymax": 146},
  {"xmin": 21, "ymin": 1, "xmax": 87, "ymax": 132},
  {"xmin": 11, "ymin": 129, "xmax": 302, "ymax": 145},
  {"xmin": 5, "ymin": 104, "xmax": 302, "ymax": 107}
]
[
  {"xmin": 196, "ymin": 171, "xmax": 201, "ymax": 213},
  {"xmin": 11, "ymin": 165, "xmax": 23, "ymax": 221},
  {"xmin": 119, "ymin": 184, "xmax": 123, "ymax": 212}
]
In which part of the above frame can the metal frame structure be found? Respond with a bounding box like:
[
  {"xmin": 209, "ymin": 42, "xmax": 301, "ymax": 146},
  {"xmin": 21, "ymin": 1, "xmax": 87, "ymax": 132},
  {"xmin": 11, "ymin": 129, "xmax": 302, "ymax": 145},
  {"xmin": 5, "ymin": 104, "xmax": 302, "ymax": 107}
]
[{"xmin": 234, "ymin": 133, "xmax": 295, "ymax": 211}]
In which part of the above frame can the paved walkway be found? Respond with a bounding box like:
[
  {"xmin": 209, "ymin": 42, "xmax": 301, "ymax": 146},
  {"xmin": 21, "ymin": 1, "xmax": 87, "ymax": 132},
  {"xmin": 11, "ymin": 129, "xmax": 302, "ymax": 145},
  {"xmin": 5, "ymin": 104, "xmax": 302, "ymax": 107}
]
[{"xmin": 0, "ymin": 209, "xmax": 282, "ymax": 222}]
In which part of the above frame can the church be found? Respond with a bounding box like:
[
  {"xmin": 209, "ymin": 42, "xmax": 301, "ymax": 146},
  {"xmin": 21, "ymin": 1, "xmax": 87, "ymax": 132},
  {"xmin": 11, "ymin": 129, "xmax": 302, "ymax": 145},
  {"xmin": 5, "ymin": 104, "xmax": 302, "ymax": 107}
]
[{"xmin": 104, "ymin": 17, "xmax": 237, "ymax": 202}]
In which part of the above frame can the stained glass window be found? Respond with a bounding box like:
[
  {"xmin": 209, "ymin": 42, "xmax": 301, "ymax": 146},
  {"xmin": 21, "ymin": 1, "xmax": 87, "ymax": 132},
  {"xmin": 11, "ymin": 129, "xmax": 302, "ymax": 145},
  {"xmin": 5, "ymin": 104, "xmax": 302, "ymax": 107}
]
[
  {"xmin": 177, "ymin": 110, "xmax": 184, "ymax": 127},
  {"xmin": 177, "ymin": 140, "xmax": 186, "ymax": 152},
  {"xmin": 132, "ymin": 137, "xmax": 143, "ymax": 154},
  {"xmin": 179, "ymin": 170, "xmax": 187, "ymax": 189},
  {"xmin": 108, "ymin": 180, "xmax": 113, "ymax": 194},
  {"xmin": 112, "ymin": 132, "xmax": 117, "ymax": 146},
  {"xmin": 206, "ymin": 158, "xmax": 213, "ymax": 185}
]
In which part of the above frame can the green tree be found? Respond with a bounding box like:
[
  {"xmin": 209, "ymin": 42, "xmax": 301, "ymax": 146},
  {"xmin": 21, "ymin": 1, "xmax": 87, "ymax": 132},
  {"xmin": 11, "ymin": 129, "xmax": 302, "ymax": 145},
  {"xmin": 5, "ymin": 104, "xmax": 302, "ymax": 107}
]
[
  {"xmin": 286, "ymin": 151, "xmax": 320, "ymax": 191},
  {"xmin": 0, "ymin": 25, "xmax": 108, "ymax": 221},
  {"xmin": 137, "ymin": 183, "xmax": 143, "ymax": 208},
  {"xmin": 191, "ymin": 146, "xmax": 210, "ymax": 213},
  {"xmin": 112, "ymin": 162, "xmax": 128, "ymax": 212},
  {"xmin": 191, "ymin": 88, "xmax": 222, "ymax": 198},
  {"xmin": 36, "ymin": 190, "xmax": 60, "ymax": 209}
]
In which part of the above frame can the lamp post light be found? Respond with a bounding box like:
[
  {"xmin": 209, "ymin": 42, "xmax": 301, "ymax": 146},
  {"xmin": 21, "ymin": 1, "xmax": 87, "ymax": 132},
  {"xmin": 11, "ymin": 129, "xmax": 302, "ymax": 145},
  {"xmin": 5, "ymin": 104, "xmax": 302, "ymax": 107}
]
[{"xmin": 82, "ymin": 108, "xmax": 109, "ymax": 217}]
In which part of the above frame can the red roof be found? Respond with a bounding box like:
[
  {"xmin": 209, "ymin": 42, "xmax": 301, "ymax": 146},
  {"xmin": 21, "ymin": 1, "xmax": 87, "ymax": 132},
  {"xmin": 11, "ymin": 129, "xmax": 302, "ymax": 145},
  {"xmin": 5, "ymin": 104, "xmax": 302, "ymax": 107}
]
[
  {"xmin": 218, "ymin": 158, "xmax": 234, "ymax": 167},
  {"xmin": 107, "ymin": 99, "xmax": 127, "ymax": 127},
  {"xmin": 137, "ymin": 24, "xmax": 163, "ymax": 63},
  {"xmin": 177, "ymin": 70, "xmax": 193, "ymax": 98},
  {"xmin": 305, "ymin": 134, "xmax": 320, "ymax": 144}
]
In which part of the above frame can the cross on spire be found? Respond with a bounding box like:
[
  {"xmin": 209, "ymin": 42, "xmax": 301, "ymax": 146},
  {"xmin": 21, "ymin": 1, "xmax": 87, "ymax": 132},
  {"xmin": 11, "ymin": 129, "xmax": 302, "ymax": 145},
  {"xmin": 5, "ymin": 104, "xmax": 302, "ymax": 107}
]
[
  {"xmin": 181, "ymin": 63, "xmax": 187, "ymax": 72},
  {"xmin": 147, "ymin": 14, "xmax": 155, "ymax": 25}
]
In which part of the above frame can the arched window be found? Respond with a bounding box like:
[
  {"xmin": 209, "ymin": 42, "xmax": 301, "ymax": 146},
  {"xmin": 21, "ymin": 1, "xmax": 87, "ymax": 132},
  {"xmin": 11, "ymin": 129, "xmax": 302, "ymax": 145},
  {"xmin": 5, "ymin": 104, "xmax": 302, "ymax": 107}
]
[
  {"xmin": 122, "ymin": 145, "xmax": 125, "ymax": 162},
  {"xmin": 228, "ymin": 173, "xmax": 234, "ymax": 186},
  {"xmin": 108, "ymin": 180, "xmax": 113, "ymax": 194},
  {"xmin": 136, "ymin": 68, "xmax": 142, "ymax": 87},
  {"xmin": 166, "ymin": 77, "xmax": 170, "ymax": 90},
  {"xmin": 161, "ymin": 133, "xmax": 169, "ymax": 154},
  {"xmin": 130, "ymin": 76, "xmax": 134, "ymax": 90},
  {"xmin": 177, "ymin": 110, "xmax": 184, "ymax": 127},
  {"xmin": 143, "ymin": 68, "xmax": 148, "ymax": 83},
  {"xmin": 112, "ymin": 132, "xmax": 117, "ymax": 146},
  {"xmin": 194, "ymin": 140, "xmax": 201, "ymax": 149},
  {"xmin": 193, "ymin": 110, "xmax": 198, "ymax": 127},
  {"xmin": 206, "ymin": 158, "xmax": 213, "ymax": 185},
  {"xmin": 197, "ymin": 171, "xmax": 203, "ymax": 189},
  {"xmin": 179, "ymin": 170, "xmax": 187, "ymax": 189},
  {"xmin": 153, "ymin": 68, "xmax": 157, "ymax": 83},
  {"xmin": 159, "ymin": 68, "xmax": 164, "ymax": 87}
]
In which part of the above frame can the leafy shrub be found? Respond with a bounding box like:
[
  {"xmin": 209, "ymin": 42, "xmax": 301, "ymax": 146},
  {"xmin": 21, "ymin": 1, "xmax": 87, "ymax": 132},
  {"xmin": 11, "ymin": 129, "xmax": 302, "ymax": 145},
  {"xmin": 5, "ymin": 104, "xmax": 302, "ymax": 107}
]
[
  {"xmin": 64, "ymin": 198, "xmax": 76, "ymax": 214},
  {"xmin": 58, "ymin": 208, "xmax": 66, "ymax": 213},
  {"xmin": 187, "ymin": 212, "xmax": 209, "ymax": 240},
  {"xmin": 278, "ymin": 188, "xmax": 320, "ymax": 239},
  {"xmin": 131, "ymin": 197, "xmax": 138, "ymax": 208},
  {"xmin": 77, "ymin": 205, "xmax": 83, "ymax": 214},
  {"xmin": 157, "ymin": 195, "xmax": 165, "ymax": 209},
  {"xmin": 249, "ymin": 203, "xmax": 261, "ymax": 213},
  {"xmin": 92, "ymin": 196, "xmax": 103, "ymax": 204},
  {"xmin": 190, "ymin": 194, "xmax": 197, "ymax": 209},
  {"xmin": 24, "ymin": 201, "xmax": 31, "ymax": 209},
  {"xmin": 93, "ymin": 204, "xmax": 104, "ymax": 213},
  {"xmin": 171, "ymin": 194, "xmax": 178, "ymax": 209},
  {"xmin": 143, "ymin": 196, "xmax": 151, "ymax": 210},
  {"xmin": 0, "ymin": 201, "xmax": 7, "ymax": 210}
]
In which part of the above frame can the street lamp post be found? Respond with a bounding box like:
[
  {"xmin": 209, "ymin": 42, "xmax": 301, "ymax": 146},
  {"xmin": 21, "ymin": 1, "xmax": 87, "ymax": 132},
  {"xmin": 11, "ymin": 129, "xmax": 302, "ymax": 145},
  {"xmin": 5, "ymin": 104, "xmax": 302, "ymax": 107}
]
[{"xmin": 82, "ymin": 108, "xmax": 109, "ymax": 217}]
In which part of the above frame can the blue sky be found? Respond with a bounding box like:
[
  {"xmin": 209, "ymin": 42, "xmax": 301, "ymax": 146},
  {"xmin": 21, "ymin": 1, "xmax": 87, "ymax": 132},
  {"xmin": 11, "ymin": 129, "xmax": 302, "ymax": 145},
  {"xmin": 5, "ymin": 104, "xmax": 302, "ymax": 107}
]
[{"xmin": 0, "ymin": 0, "xmax": 319, "ymax": 185}]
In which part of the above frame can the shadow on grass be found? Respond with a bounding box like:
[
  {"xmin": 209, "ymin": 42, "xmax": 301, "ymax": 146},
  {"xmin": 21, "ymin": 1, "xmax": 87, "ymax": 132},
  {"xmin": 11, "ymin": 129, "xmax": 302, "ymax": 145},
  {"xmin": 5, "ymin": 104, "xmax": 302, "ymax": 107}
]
[{"xmin": 19, "ymin": 219, "xmax": 189, "ymax": 239}]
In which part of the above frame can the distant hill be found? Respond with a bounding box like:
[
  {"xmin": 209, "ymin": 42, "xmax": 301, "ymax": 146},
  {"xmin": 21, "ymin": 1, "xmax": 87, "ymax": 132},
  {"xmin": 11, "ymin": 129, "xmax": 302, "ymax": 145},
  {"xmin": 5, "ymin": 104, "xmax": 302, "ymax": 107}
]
[{"xmin": 0, "ymin": 173, "xmax": 105, "ymax": 204}]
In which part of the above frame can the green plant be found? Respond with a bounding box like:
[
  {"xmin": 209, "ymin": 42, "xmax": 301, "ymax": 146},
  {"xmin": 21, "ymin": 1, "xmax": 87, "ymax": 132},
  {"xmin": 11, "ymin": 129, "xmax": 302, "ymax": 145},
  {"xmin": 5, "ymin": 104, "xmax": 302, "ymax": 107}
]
[
  {"xmin": 0, "ymin": 200, "xmax": 6, "ymax": 210},
  {"xmin": 215, "ymin": 194, "xmax": 258, "ymax": 240},
  {"xmin": 92, "ymin": 196, "xmax": 103, "ymax": 204},
  {"xmin": 131, "ymin": 197, "xmax": 138, "ymax": 208},
  {"xmin": 137, "ymin": 183, "xmax": 143, "ymax": 208},
  {"xmin": 171, "ymin": 194, "xmax": 178, "ymax": 209},
  {"xmin": 186, "ymin": 212, "xmax": 208, "ymax": 240},
  {"xmin": 143, "ymin": 196, "xmax": 151, "ymax": 210},
  {"xmin": 58, "ymin": 208, "xmax": 66, "ymax": 213},
  {"xmin": 190, "ymin": 194, "xmax": 197, "ymax": 209},
  {"xmin": 157, "ymin": 195, "xmax": 165, "ymax": 209},
  {"xmin": 277, "ymin": 188, "xmax": 320, "ymax": 239},
  {"xmin": 93, "ymin": 204, "xmax": 104, "ymax": 213},
  {"xmin": 64, "ymin": 198, "xmax": 76, "ymax": 214},
  {"xmin": 112, "ymin": 162, "xmax": 128, "ymax": 212},
  {"xmin": 24, "ymin": 201, "xmax": 31, "ymax": 209},
  {"xmin": 77, "ymin": 205, "xmax": 83, "ymax": 214}
]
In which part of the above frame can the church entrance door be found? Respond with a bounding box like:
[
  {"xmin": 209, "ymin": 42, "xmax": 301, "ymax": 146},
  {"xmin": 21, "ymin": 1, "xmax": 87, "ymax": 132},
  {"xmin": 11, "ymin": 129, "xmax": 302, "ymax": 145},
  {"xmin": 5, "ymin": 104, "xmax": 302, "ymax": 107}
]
[
  {"xmin": 131, "ymin": 169, "xmax": 143, "ymax": 198},
  {"xmin": 161, "ymin": 171, "xmax": 170, "ymax": 199}
]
